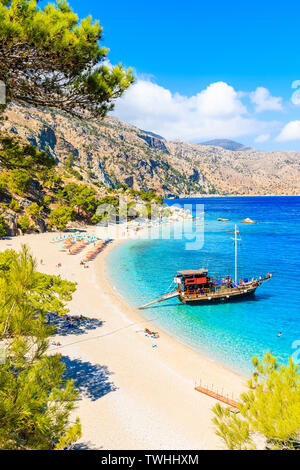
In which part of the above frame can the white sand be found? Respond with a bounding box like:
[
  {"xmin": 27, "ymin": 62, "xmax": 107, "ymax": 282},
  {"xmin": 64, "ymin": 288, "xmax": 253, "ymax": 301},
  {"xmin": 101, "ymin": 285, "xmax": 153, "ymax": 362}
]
[{"xmin": 0, "ymin": 229, "xmax": 247, "ymax": 450}]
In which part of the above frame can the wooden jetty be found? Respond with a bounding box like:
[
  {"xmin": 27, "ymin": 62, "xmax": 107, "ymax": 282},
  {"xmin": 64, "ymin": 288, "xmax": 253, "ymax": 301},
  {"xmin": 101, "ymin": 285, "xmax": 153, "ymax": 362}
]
[{"xmin": 194, "ymin": 384, "xmax": 240, "ymax": 413}]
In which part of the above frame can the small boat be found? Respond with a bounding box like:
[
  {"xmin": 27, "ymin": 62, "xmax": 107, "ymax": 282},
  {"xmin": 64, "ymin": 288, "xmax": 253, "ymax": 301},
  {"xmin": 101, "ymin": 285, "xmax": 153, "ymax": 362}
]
[{"xmin": 139, "ymin": 225, "xmax": 272, "ymax": 309}]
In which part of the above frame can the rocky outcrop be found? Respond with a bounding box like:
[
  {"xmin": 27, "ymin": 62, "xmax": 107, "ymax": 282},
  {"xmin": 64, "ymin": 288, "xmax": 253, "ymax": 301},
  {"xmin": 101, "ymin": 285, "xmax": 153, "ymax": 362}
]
[
  {"xmin": 34, "ymin": 217, "xmax": 47, "ymax": 233},
  {"xmin": 3, "ymin": 211, "xmax": 18, "ymax": 236},
  {"xmin": 124, "ymin": 176, "xmax": 134, "ymax": 187},
  {"xmin": 39, "ymin": 125, "xmax": 57, "ymax": 152},
  {"xmin": 242, "ymin": 218, "xmax": 257, "ymax": 224},
  {"xmin": 138, "ymin": 133, "xmax": 169, "ymax": 153},
  {"xmin": 189, "ymin": 169, "xmax": 200, "ymax": 182}
]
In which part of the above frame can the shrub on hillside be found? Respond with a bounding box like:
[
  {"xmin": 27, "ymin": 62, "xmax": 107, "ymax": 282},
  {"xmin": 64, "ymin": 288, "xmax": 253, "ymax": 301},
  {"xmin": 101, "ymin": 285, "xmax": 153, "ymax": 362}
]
[
  {"xmin": 42, "ymin": 195, "xmax": 52, "ymax": 207},
  {"xmin": 17, "ymin": 214, "xmax": 31, "ymax": 232},
  {"xmin": 8, "ymin": 169, "xmax": 31, "ymax": 196},
  {"xmin": 9, "ymin": 198, "xmax": 20, "ymax": 212},
  {"xmin": 49, "ymin": 206, "xmax": 74, "ymax": 231},
  {"xmin": 26, "ymin": 203, "xmax": 42, "ymax": 220}
]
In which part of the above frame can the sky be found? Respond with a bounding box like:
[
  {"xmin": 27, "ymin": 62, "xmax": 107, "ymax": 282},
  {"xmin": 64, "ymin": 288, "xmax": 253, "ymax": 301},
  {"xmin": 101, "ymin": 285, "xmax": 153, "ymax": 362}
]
[{"xmin": 45, "ymin": 0, "xmax": 300, "ymax": 150}]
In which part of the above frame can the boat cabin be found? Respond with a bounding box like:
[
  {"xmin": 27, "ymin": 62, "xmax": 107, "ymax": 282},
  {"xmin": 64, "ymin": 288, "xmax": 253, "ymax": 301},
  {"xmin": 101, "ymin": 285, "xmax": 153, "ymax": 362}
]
[{"xmin": 174, "ymin": 269, "xmax": 214, "ymax": 294}]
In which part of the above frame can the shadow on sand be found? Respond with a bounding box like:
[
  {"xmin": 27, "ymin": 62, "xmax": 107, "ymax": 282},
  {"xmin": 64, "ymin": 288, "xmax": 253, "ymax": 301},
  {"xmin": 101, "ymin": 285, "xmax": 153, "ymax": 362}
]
[
  {"xmin": 61, "ymin": 355, "xmax": 117, "ymax": 401},
  {"xmin": 73, "ymin": 441, "xmax": 102, "ymax": 450},
  {"xmin": 48, "ymin": 313, "xmax": 104, "ymax": 336}
]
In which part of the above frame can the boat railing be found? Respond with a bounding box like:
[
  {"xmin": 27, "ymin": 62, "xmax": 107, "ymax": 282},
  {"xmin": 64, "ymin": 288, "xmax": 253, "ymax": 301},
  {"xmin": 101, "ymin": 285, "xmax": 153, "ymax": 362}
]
[{"xmin": 184, "ymin": 283, "xmax": 256, "ymax": 299}]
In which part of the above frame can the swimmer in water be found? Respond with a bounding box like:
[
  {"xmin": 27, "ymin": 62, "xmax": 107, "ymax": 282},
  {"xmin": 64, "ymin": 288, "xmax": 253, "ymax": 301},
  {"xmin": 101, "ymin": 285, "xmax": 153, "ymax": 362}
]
[{"xmin": 278, "ymin": 332, "xmax": 282, "ymax": 337}]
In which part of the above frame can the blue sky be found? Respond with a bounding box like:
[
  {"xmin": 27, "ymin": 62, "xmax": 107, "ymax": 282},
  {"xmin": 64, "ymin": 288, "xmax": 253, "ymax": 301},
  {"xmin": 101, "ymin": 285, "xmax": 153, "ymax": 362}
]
[{"xmin": 45, "ymin": 0, "xmax": 300, "ymax": 150}]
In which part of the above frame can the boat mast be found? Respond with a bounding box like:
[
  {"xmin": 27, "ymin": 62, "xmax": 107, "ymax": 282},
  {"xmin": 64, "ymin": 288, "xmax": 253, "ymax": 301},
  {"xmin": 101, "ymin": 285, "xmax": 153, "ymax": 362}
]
[
  {"xmin": 231, "ymin": 224, "xmax": 241, "ymax": 284},
  {"xmin": 234, "ymin": 224, "xmax": 238, "ymax": 284}
]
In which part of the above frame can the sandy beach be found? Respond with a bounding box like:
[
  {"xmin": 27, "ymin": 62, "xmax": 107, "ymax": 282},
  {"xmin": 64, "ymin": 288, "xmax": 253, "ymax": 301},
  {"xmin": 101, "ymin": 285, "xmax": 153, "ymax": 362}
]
[{"xmin": 0, "ymin": 228, "xmax": 247, "ymax": 450}]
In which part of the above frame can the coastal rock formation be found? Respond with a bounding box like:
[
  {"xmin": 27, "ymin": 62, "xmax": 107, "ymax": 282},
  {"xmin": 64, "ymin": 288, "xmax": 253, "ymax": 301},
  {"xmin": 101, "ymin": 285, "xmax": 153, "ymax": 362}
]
[
  {"xmin": 1, "ymin": 103, "xmax": 300, "ymax": 196},
  {"xmin": 242, "ymin": 218, "xmax": 257, "ymax": 224}
]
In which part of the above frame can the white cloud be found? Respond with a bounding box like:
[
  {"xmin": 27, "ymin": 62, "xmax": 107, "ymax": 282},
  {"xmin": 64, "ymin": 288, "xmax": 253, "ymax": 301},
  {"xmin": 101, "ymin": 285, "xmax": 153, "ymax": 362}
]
[
  {"xmin": 276, "ymin": 121, "xmax": 300, "ymax": 141},
  {"xmin": 113, "ymin": 80, "xmax": 274, "ymax": 141},
  {"xmin": 193, "ymin": 82, "xmax": 247, "ymax": 116},
  {"xmin": 250, "ymin": 87, "xmax": 283, "ymax": 113},
  {"xmin": 254, "ymin": 133, "xmax": 270, "ymax": 143}
]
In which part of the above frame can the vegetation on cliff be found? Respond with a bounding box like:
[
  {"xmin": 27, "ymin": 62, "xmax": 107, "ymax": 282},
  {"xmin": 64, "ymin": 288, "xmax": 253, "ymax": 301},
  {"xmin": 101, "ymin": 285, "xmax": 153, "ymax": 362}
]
[{"xmin": 0, "ymin": 131, "xmax": 167, "ymax": 234}]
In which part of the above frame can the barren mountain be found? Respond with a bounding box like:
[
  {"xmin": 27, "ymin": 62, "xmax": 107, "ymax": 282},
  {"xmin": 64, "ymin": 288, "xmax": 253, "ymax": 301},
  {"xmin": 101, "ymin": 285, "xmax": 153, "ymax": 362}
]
[
  {"xmin": 1, "ymin": 104, "xmax": 299, "ymax": 196},
  {"xmin": 199, "ymin": 139, "xmax": 252, "ymax": 151}
]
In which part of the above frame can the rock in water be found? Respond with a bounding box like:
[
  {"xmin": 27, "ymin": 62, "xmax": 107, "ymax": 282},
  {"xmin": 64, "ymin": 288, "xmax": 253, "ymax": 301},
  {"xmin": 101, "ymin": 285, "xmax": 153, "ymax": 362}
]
[{"xmin": 242, "ymin": 218, "xmax": 257, "ymax": 224}]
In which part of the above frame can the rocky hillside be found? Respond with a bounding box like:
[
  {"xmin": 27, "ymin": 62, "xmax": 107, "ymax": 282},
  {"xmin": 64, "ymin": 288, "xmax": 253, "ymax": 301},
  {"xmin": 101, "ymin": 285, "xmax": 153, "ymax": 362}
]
[{"xmin": 1, "ymin": 103, "xmax": 299, "ymax": 196}]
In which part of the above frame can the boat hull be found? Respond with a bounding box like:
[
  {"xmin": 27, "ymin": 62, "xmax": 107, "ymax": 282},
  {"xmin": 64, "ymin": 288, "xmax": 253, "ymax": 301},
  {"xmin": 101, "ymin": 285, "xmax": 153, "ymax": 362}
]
[{"xmin": 179, "ymin": 287, "xmax": 257, "ymax": 305}]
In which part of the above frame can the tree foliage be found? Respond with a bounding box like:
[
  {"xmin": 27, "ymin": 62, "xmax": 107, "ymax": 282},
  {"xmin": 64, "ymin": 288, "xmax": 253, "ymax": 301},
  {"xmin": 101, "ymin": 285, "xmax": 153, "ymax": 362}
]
[
  {"xmin": 0, "ymin": 245, "xmax": 81, "ymax": 449},
  {"xmin": 17, "ymin": 213, "xmax": 31, "ymax": 232},
  {"xmin": 0, "ymin": 0, "xmax": 134, "ymax": 118},
  {"xmin": 0, "ymin": 351, "xmax": 81, "ymax": 449},
  {"xmin": 213, "ymin": 353, "xmax": 300, "ymax": 450},
  {"xmin": 9, "ymin": 198, "xmax": 20, "ymax": 211},
  {"xmin": 0, "ymin": 135, "xmax": 55, "ymax": 170},
  {"xmin": 49, "ymin": 205, "xmax": 74, "ymax": 230},
  {"xmin": 0, "ymin": 245, "xmax": 76, "ymax": 337},
  {"xmin": 26, "ymin": 202, "xmax": 42, "ymax": 219},
  {"xmin": 0, "ymin": 214, "xmax": 7, "ymax": 237},
  {"xmin": 8, "ymin": 169, "xmax": 31, "ymax": 195},
  {"xmin": 58, "ymin": 183, "xmax": 98, "ymax": 216}
]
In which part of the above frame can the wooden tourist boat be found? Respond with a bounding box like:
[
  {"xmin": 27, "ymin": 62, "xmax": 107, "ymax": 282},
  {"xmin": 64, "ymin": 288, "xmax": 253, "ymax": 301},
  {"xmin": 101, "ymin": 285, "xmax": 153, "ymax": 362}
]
[
  {"xmin": 139, "ymin": 225, "xmax": 272, "ymax": 309},
  {"xmin": 173, "ymin": 268, "xmax": 271, "ymax": 305}
]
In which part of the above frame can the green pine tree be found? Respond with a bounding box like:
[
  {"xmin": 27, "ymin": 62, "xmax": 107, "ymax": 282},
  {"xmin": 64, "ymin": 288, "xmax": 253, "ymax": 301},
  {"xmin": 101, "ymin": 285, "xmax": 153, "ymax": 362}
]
[
  {"xmin": 0, "ymin": 0, "xmax": 134, "ymax": 118},
  {"xmin": 212, "ymin": 352, "xmax": 300, "ymax": 450},
  {"xmin": 0, "ymin": 245, "xmax": 81, "ymax": 449}
]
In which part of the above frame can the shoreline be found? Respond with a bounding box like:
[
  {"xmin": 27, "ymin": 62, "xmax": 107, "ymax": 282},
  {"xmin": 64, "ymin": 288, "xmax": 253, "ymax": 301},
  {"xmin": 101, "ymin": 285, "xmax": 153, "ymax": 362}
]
[
  {"xmin": 168, "ymin": 194, "xmax": 300, "ymax": 199},
  {"xmin": 101, "ymin": 238, "xmax": 249, "ymax": 381},
  {"xmin": 0, "ymin": 230, "xmax": 247, "ymax": 450}
]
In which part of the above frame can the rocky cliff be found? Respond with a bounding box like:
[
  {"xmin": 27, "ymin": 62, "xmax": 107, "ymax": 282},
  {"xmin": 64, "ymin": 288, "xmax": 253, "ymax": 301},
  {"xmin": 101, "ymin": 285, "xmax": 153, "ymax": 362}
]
[{"xmin": 1, "ymin": 103, "xmax": 299, "ymax": 196}]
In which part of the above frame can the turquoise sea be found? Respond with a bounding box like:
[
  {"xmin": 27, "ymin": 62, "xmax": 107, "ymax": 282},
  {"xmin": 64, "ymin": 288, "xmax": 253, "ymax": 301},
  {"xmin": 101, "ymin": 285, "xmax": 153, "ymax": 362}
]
[{"xmin": 106, "ymin": 197, "xmax": 300, "ymax": 376}]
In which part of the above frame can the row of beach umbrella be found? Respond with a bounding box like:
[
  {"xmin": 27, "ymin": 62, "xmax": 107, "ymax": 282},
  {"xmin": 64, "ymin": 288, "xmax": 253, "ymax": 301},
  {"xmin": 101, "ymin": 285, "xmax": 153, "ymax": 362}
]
[
  {"xmin": 81, "ymin": 240, "xmax": 110, "ymax": 262},
  {"xmin": 52, "ymin": 232, "xmax": 99, "ymax": 244},
  {"xmin": 68, "ymin": 238, "xmax": 89, "ymax": 255}
]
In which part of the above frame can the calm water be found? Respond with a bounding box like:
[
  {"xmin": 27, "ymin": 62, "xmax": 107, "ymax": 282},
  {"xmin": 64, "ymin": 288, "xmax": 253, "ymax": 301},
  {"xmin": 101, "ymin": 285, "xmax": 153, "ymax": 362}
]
[{"xmin": 106, "ymin": 197, "xmax": 300, "ymax": 375}]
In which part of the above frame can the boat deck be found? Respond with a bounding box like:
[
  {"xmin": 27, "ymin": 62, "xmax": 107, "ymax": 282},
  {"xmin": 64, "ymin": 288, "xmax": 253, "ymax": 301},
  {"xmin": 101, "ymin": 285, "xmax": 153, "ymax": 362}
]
[{"xmin": 180, "ymin": 284, "xmax": 257, "ymax": 303}]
